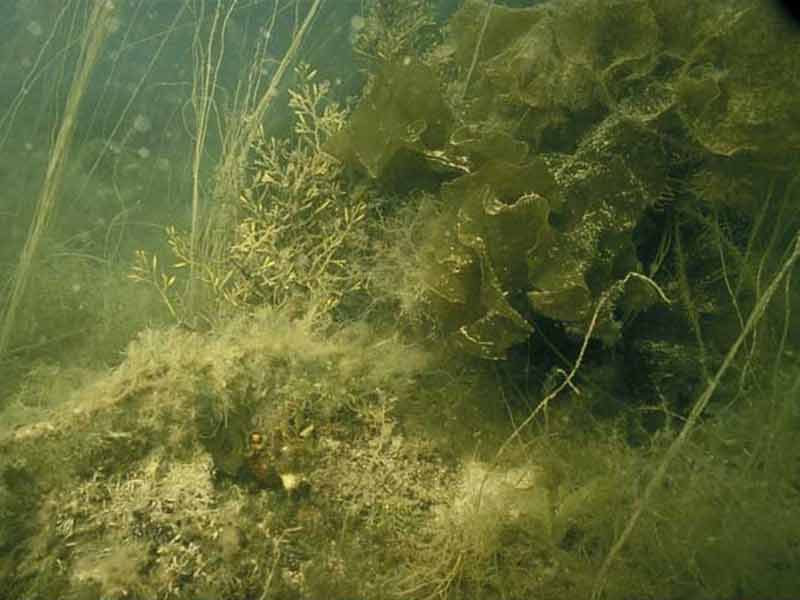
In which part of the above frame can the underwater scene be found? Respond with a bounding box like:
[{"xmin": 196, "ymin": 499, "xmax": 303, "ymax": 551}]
[{"xmin": 1, "ymin": 0, "xmax": 799, "ymax": 598}]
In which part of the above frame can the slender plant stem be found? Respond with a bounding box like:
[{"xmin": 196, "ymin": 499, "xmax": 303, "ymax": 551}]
[
  {"xmin": 462, "ymin": 0, "xmax": 494, "ymax": 100},
  {"xmin": 0, "ymin": 0, "xmax": 114, "ymax": 359}
]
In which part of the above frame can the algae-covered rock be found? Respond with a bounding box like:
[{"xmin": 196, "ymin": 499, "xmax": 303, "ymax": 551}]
[{"xmin": 0, "ymin": 311, "xmax": 449, "ymax": 599}]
